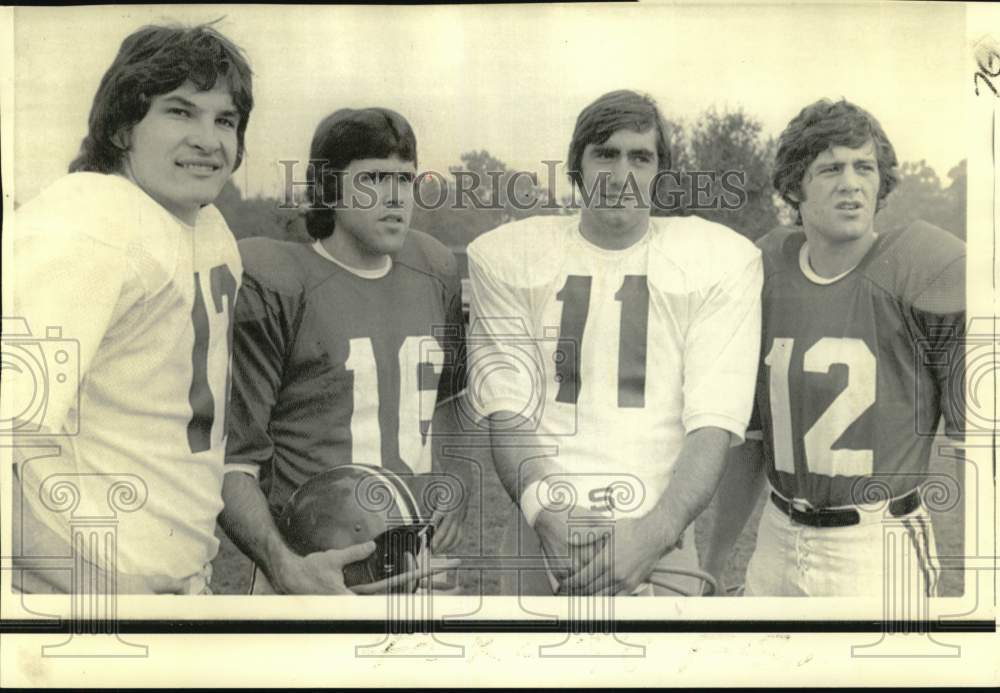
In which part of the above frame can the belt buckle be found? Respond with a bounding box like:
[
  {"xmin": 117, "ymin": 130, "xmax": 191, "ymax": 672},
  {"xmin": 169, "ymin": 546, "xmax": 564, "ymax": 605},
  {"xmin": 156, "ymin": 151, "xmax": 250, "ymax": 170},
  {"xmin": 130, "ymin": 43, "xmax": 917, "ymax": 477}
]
[{"xmin": 790, "ymin": 497, "xmax": 815, "ymax": 514}]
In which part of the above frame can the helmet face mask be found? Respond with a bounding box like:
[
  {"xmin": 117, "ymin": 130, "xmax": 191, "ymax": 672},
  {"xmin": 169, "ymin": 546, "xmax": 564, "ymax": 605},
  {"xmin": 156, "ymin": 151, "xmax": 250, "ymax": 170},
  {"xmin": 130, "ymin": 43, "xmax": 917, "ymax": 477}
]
[
  {"xmin": 341, "ymin": 523, "xmax": 434, "ymax": 587},
  {"xmin": 278, "ymin": 464, "xmax": 429, "ymax": 590}
]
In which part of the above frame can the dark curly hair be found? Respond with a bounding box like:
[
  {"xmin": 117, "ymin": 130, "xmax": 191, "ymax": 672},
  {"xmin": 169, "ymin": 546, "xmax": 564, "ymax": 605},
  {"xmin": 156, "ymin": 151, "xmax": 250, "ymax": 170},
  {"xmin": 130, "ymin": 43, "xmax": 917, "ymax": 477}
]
[
  {"xmin": 69, "ymin": 22, "xmax": 254, "ymax": 175},
  {"xmin": 304, "ymin": 107, "xmax": 417, "ymax": 240},
  {"xmin": 773, "ymin": 98, "xmax": 898, "ymax": 224}
]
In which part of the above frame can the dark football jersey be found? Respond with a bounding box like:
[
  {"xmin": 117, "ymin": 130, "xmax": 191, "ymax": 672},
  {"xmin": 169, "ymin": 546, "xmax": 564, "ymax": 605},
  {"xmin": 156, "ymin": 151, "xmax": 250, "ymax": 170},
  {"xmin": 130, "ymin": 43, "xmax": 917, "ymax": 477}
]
[
  {"xmin": 753, "ymin": 221, "xmax": 965, "ymax": 507},
  {"xmin": 225, "ymin": 231, "xmax": 466, "ymax": 517}
]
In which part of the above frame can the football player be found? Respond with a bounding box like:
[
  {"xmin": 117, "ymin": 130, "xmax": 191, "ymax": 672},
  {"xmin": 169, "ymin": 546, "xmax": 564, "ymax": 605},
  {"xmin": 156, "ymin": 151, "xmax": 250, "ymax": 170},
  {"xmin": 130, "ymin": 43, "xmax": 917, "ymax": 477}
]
[
  {"xmin": 10, "ymin": 24, "xmax": 254, "ymax": 594},
  {"xmin": 220, "ymin": 107, "xmax": 468, "ymax": 594},
  {"xmin": 702, "ymin": 99, "xmax": 965, "ymax": 596},
  {"xmin": 466, "ymin": 90, "xmax": 762, "ymax": 596}
]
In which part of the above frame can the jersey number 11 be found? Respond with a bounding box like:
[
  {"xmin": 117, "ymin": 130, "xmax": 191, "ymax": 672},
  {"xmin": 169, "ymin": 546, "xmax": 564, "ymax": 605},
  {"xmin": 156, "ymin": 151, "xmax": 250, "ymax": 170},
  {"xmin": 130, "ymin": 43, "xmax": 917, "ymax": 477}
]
[{"xmin": 554, "ymin": 274, "xmax": 649, "ymax": 408}]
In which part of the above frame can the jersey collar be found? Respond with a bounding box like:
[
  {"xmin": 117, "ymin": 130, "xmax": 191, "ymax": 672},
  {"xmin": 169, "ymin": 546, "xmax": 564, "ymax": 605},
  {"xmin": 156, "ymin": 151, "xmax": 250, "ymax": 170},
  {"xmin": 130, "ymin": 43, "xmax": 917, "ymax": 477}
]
[
  {"xmin": 799, "ymin": 233, "xmax": 879, "ymax": 286},
  {"xmin": 572, "ymin": 217, "xmax": 652, "ymax": 258},
  {"xmin": 312, "ymin": 240, "xmax": 392, "ymax": 279}
]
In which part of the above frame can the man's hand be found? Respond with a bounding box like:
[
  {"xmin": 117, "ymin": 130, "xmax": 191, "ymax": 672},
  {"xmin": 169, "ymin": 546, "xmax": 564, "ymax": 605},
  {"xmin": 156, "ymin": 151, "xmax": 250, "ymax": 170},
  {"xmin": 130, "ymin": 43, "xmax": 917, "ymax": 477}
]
[
  {"xmin": 268, "ymin": 541, "xmax": 377, "ymax": 595},
  {"xmin": 560, "ymin": 511, "xmax": 683, "ymax": 596},
  {"xmin": 351, "ymin": 552, "xmax": 462, "ymax": 595},
  {"xmin": 533, "ymin": 506, "xmax": 604, "ymax": 589},
  {"xmin": 429, "ymin": 493, "xmax": 469, "ymax": 554},
  {"xmin": 559, "ymin": 426, "xmax": 732, "ymax": 596},
  {"xmin": 417, "ymin": 465, "xmax": 472, "ymax": 555}
]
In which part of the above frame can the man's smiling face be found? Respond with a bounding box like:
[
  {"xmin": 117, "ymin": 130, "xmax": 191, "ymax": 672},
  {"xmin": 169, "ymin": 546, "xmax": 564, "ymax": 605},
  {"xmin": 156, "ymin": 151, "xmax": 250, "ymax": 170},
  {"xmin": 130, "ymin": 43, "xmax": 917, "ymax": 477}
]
[{"xmin": 120, "ymin": 80, "xmax": 239, "ymax": 224}]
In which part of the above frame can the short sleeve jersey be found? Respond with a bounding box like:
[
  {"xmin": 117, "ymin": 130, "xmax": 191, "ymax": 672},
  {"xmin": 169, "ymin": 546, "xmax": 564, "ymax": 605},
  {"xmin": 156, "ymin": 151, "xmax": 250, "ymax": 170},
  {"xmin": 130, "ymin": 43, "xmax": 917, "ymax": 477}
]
[
  {"xmin": 225, "ymin": 231, "xmax": 466, "ymax": 517},
  {"xmin": 753, "ymin": 222, "xmax": 965, "ymax": 507},
  {"xmin": 11, "ymin": 173, "xmax": 241, "ymax": 581},
  {"xmin": 466, "ymin": 215, "xmax": 762, "ymax": 518}
]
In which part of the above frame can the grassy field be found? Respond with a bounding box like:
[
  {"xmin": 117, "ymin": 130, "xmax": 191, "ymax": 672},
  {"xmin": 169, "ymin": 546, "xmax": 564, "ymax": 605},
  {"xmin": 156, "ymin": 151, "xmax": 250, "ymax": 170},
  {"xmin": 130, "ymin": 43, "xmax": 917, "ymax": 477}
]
[{"xmin": 211, "ymin": 437, "xmax": 965, "ymax": 597}]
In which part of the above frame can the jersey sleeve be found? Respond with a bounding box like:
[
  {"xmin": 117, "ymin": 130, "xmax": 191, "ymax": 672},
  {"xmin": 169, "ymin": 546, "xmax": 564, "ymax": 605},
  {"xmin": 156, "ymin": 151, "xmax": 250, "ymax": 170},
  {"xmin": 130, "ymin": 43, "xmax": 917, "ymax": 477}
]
[
  {"xmin": 224, "ymin": 271, "xmax": 301, "ymax": 482},
  {"xmin": 465, "ymin": 244, "xmax": 542, "ymax": 423},
  {"xmin": 682, "ymin": 251, "xmax": 763, "ymax": 444},
  {"xmin": 10, "ymin": 208, "xmax": 131, "ymax": 439},
  {"xmin": 435, "ymin": 252, "xmax": 468, "ymax": 405},
  {"xmin": 744, "ymin": 401, "xmax": 764, "ymax": 441},
  {"xmin": 911, "ymin": 253, "xmax": 966, "ymax": 441}
]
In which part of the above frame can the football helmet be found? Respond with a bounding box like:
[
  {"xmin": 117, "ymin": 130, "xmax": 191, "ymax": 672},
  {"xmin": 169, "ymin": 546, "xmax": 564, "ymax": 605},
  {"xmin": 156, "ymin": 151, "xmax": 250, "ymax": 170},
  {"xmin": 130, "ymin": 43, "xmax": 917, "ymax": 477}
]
[{"xmin": 278, "ymin": 464, "xmax": 432, "ymax": 589}]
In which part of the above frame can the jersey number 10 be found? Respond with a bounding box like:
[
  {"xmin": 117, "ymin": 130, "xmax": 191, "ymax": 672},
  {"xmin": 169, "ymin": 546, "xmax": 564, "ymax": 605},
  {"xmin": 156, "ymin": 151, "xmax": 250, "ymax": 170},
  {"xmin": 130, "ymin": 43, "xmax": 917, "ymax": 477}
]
[{"xmin": 346, "ymin": 335, "xmax": 445, "ymax": 471}]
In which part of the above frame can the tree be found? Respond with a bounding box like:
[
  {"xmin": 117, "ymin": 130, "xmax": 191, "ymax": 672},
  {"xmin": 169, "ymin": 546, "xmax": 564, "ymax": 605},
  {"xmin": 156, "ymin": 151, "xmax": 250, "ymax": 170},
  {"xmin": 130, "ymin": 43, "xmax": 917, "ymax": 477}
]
[
  {"xmin": 413, "ymin": 148, "xmax": 571, "ymax": 251},
  {"xmin": 215, "ymin": 180, "xmax": 310, "ymax": 243},
  {"xmin": 411, "ymin": 158, "xmax": 503, "ymax": 249},
  {"xmin": 664, "ymin": 107, "xmax": 779, "ymax": 240},
  {"xmin": 876, "ymin": 159, "xmax": 965, "ymax": 239},
  {"xmin": 452, "ymin": 149, "xmax": 563, "ymax": 224},
  {"xmin": 945, "ymin": 160, "xmax": 967, "ymax": 239}
]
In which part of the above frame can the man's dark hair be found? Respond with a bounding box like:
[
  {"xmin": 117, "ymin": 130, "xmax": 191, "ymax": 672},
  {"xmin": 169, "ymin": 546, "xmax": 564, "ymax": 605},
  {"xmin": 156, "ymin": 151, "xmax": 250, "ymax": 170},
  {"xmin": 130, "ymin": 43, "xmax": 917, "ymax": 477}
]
[
  {"xmin": 566, "ymin": 89, "xmax": 672, "ymax": 190},
  {"xmin": 773, "ymin": 98, "xmax": 898, "ymax": 224},
  {"xmin": 304, "ymin": 107, "xmax": 417, "ymax": 240},
  {"xmin": 69, "ymin": 22, "xmax": 254, "ymax": 174}
]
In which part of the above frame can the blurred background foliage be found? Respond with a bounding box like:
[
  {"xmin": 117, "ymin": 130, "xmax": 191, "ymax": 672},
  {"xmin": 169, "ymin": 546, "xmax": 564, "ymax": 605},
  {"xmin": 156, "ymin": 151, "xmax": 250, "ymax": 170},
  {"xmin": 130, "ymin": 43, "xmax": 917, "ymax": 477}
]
[{"xmin": 216, "ymin": 105, "xmax": 968, "ymax": 271}]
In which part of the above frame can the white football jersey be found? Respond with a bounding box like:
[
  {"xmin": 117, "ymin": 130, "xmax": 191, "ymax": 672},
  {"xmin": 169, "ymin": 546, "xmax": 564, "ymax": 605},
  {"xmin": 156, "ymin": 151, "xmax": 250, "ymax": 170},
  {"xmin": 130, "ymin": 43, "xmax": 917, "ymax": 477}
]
[
  {"xmin": 467, "ymin": 214, "xmax": 762, "ymax": 518},
  {"xmin": 10, "ymin": 173, "xmax": 241, "ymax": 584}
]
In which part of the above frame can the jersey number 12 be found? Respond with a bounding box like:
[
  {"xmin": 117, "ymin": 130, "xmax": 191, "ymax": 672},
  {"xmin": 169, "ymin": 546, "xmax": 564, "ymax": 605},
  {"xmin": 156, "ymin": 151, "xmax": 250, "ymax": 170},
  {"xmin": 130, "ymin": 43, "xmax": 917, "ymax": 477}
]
[{"xmin": 765, "ymin": 336, "xmax": 876, "ymax": 477}]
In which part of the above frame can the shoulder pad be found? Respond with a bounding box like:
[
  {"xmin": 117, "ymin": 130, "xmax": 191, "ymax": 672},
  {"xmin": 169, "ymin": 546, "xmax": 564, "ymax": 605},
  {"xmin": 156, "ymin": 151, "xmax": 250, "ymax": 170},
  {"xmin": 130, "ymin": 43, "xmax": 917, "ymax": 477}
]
[
  {"xmin": 397, "ymin": 228, "xmax": 459, "ymax": 280},
  {"xmin": 238, "ymin": 238, "xmax": 316, "ymax": 296},
  {"xmin": 16, "ymin": 173, "xmax": 168, "ymax": 249},
  {"xmin": 467, "ymin": 216, "xmax": 575, "ymax": 286},
  {"xmin": 646, "ymin": 215, "xmax": 760, "ymax": 291},
  {"xmin": 866, "ymin": 220, "xmax": 965, "ymax": 311},
  {"xmin": 754, "ymin": 226, "xmax": 804, "ymax": 277}
]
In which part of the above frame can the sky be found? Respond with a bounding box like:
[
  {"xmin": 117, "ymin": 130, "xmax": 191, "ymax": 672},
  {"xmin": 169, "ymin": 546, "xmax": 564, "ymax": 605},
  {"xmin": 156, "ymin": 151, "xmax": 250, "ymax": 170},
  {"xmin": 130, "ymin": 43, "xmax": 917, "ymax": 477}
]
[{"xmin": 10, "ymin": 3, "xmax": 968, "ymax": 204}]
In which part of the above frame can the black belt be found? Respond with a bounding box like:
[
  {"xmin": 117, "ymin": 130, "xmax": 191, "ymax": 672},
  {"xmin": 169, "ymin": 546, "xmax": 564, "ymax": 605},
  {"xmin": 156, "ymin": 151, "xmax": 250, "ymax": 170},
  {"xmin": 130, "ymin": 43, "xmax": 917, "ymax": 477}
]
[{"xmin": 769, "ymin": 488, "xmax": 921, "ymax": 528}]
